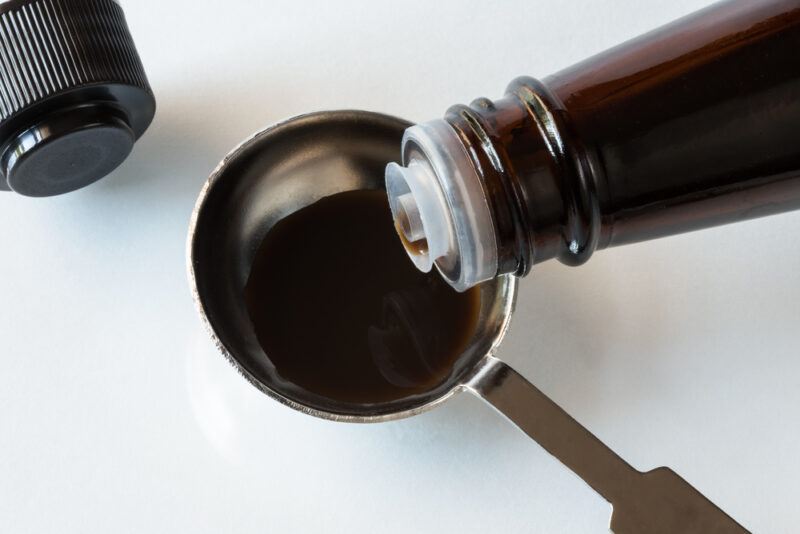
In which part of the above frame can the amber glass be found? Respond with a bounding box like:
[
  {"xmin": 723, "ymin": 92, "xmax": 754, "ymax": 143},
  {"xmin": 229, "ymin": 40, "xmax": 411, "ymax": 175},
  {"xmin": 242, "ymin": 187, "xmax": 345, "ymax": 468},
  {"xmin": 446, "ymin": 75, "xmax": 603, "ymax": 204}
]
[{"xmin": 445, "ymin": 0, "xmax": 800, "ymax": 276}]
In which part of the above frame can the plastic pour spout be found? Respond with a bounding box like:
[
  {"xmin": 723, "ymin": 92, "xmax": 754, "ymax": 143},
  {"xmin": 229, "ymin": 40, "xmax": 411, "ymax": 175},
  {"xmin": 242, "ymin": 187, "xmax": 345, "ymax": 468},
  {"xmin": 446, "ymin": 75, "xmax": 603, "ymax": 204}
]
[{"xmin": 385, "ymin": 120, "xmax": 498, "ymax": 292}]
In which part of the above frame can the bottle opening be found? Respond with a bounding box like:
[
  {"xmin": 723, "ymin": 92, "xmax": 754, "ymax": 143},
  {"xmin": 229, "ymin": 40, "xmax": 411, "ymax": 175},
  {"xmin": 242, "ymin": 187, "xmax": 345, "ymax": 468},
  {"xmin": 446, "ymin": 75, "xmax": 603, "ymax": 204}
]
[
  {"xmin": 385, "ymin": 120, "xmax": 498, "ymax": 292},
  {"xmin": 395, "ymin": 192, "xmax": 426, "ymax": 244},
  {"xmin": 385, "ymin": 159, "xmax": 446, "ymax": 273}
]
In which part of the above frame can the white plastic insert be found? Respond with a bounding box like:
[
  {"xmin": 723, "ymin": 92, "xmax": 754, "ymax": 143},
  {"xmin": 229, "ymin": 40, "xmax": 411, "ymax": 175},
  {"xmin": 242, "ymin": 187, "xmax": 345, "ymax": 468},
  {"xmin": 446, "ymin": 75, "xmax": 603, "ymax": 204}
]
[{"xmin": 385, "ymin": 119, "xmax": 498, "ymax": 292}]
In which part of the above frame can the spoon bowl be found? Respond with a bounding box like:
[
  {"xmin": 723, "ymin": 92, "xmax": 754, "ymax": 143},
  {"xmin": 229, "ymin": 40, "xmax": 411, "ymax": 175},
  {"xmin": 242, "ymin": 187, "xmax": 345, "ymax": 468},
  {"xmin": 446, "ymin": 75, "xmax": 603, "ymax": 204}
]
[{"xmin": 187, "ymin": 110, "xmax": 516, "ymax": 421}]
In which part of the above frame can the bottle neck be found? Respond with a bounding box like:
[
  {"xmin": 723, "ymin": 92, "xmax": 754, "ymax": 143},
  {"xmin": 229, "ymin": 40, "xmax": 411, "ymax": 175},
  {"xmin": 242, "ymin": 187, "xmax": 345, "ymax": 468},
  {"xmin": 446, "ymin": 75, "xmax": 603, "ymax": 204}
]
[
  {"xmin": 387, "ymin": 0, "xmax": 800, "ymax": 292},
  {"xmin": 386, "ymin": 77, "xmax": 601, "ymax": 288},
  {"xmin": 443, "ymin": 78, "xmax": 601, "ymax": 276}
]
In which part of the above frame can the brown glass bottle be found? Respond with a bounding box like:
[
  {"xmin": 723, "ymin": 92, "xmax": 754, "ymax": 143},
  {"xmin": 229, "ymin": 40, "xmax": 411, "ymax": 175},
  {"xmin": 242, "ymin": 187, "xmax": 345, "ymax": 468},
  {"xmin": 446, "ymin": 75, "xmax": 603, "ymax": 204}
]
[{"xmin": 386, "ymin": 0, "xmax": 800, "ymax": 290}]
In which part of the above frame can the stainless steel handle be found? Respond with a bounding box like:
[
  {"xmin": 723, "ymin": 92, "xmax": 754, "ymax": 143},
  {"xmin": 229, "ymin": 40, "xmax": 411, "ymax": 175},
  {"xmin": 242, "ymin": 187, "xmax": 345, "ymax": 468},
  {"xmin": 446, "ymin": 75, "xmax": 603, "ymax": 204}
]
[{"xmin": 467, "ymin": 356, "xmax": 748, "ymax": 533}]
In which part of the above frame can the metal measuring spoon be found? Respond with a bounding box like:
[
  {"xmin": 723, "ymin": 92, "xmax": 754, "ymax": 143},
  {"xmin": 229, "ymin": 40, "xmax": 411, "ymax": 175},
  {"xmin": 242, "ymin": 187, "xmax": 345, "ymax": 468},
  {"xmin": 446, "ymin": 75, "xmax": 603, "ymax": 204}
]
[{"xmin": 188, "ymin": 110, "xmax": 748, "ymax": 533}]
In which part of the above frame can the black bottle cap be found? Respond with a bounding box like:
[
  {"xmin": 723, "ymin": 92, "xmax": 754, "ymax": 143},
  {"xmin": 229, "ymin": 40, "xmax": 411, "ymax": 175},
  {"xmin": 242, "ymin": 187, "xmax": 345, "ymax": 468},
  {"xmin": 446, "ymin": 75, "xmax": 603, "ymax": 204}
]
[{"xmin": 0, "ymin": 0, "xmax": 156, "ymax": 197}]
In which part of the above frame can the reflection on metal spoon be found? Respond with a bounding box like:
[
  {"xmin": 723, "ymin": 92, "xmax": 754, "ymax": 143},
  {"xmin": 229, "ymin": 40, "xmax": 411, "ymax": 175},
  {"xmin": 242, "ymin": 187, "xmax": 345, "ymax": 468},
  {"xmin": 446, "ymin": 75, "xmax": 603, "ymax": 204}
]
[{"xmin": 368, "ymin": 286, "xmax": 443, "ymax": 388}]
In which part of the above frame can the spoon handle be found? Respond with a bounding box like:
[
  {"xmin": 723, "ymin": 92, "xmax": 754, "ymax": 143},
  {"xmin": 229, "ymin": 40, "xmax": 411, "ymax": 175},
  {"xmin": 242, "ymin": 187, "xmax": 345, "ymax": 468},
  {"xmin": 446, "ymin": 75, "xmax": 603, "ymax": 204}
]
[{"xmin": 467, "ymin": 356, "xmax": 748, "ymax": 533}]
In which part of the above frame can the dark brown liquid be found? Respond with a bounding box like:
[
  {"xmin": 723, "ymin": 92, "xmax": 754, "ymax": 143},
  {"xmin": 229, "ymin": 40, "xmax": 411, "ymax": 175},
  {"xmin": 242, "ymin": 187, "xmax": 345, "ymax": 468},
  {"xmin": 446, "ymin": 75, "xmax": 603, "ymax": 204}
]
[
  {"xmin": 396, "ymin": 223, "xmax": 429, "ymax": 256},
  {"xmin": 244, "ymin": 190, "xmax": 480, "ymax": 405}
]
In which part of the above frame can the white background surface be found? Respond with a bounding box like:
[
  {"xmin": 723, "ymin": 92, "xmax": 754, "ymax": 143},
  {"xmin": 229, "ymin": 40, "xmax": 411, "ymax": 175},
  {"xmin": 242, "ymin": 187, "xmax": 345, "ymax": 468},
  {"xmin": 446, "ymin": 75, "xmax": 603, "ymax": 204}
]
[{"xmin": 1, "ymin": 0, "xmax": 799, "ymax": 532}]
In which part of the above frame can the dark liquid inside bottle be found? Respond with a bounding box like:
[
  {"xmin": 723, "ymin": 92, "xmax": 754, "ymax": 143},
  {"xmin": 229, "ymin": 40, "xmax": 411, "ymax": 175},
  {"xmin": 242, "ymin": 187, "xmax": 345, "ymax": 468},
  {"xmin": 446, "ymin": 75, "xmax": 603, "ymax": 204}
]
[
  {"xmin": 244, "ymin": 190, "xmax": 480, "ymax": 404},
  {"xmin": 430, "ymin": 1, "xmax": 800, "ymax": 283}
]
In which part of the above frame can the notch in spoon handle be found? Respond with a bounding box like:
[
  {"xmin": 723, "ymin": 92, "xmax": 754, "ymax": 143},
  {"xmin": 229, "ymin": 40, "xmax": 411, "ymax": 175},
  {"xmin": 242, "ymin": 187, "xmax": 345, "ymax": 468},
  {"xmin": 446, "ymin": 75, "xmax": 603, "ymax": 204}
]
[{"xmin": 467, "ymin": 356, "xmax": 748, "ymax": 533}]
